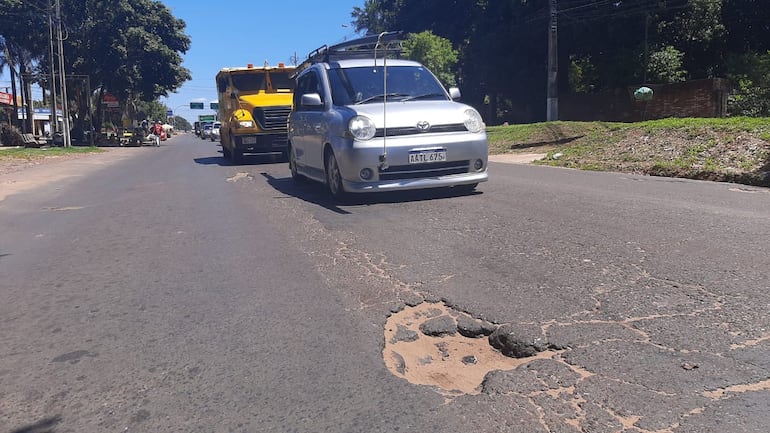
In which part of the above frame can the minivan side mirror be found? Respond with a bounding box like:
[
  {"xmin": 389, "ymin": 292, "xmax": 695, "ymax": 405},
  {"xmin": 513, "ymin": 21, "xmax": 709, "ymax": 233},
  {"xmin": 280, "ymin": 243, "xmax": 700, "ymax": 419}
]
[
  {"xmin": 301, "ymin": 93, "xmax": 323, "ymax": 107},
  {"xmin": 448, "ymin": 88, "xmax": 461, "ymax": 100}
]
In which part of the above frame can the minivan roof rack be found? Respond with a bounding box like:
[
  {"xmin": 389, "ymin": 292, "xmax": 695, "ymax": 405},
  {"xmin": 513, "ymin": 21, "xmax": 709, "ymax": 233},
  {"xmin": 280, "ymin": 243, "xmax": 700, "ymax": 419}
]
[{"xmin": 294, "ymin": 31, "xmax": 405, "ymax": 76}]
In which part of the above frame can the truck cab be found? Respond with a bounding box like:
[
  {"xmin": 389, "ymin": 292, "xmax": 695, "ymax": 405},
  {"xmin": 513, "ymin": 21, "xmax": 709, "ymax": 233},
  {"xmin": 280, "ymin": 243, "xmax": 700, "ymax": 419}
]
[{"xmin": 215, "ymin": 64, "xmax": 295, "ymax": 163}]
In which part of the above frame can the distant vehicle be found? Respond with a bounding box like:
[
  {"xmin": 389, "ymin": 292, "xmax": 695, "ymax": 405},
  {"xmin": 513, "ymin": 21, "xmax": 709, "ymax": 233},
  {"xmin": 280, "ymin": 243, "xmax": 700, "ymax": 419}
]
[
  {"xmin": 201, "ymin": 123, "xmax": 213, "ymax": 139},
  {"xmin": 193, "ymin": 121, "xmax": 201, "ymax": 136},
  {"xmin": 210, "ymin": 121, "xmax": 221, "ymax": 142},
  {"xmin": 215, "ymin": 63, "xmax": 295, "ymax": 163},
  {"xmin": 288, "ymin": 32, "xmax": 488, "ymax": 201}
]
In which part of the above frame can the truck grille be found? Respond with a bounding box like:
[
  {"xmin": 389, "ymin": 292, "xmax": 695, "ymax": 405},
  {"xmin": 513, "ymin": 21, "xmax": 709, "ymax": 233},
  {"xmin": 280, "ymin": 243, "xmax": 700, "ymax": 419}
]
[
  {"xmin": 378, "ymin": 160, "xmax": 470, "ymax": 181},
  {"xmin": 253, "ymin": 106, "xmax": 291, "ymax": 131}
]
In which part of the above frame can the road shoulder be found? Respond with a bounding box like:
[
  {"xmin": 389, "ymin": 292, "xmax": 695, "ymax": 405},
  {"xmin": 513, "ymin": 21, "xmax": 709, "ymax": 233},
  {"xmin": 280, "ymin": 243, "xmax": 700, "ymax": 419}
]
[{"xmin": 0, "ymin": 148, "xmax": 144, "ymax": 203}]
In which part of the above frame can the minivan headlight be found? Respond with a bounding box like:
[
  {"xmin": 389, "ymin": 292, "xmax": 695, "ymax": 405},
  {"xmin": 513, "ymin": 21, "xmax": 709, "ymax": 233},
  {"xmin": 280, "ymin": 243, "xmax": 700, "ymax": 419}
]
[
  {"xmin": 463, "ymin": 109, "xmax": 485, "ymax": 133},
  {"xmin": 349, "ymin": 115, "xmax": 376, "ymax": 140}
]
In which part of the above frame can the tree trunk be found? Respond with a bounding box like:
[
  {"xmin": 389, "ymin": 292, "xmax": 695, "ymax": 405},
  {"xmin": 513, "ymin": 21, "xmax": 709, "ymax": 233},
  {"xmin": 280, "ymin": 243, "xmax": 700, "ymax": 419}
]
[
  {"xmin": 7, "ymin": 46, "xmax": 20, "ymax": 129},
  {"xmin": 18, "ymin": 55, "xmax": 34, "ymax": 134},
  {"xmin": 94, "ymin": 87, "xmax": 105, "ymax": 133}
]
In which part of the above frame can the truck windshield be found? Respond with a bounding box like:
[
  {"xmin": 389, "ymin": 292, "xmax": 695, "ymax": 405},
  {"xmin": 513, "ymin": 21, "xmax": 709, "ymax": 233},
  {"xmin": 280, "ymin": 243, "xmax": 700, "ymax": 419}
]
[
  {"xmin": 328, "ymin": 66, "xmax": 447, "ymax": 105},
  {"xmin": 231, "ymin": 73, "xmax": 266, "ymax": 92},
  {"xmin": 267, "ymin": 72, "xmax": 295, "ymax": 91}
]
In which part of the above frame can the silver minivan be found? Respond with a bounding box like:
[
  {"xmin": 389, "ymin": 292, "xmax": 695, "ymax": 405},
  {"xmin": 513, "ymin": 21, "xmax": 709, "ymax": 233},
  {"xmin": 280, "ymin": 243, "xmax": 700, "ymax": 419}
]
[{"xmin": 288, "ymin": 33, "xmax": 488, "ymax": 201}]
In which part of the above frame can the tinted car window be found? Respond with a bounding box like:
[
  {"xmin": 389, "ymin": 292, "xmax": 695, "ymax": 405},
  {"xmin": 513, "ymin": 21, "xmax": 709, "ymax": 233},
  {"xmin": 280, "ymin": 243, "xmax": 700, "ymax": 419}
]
[{"xmin": 294, "ymin": 71, "xmax": 324, "ymax": 111}]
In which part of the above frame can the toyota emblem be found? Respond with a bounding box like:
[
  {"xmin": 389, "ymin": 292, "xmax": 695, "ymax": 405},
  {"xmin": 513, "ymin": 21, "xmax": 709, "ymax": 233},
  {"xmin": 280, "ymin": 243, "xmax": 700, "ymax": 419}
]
[{"xmin": 416, "ymin": 121, "xmax": 431, "ymax": 132}]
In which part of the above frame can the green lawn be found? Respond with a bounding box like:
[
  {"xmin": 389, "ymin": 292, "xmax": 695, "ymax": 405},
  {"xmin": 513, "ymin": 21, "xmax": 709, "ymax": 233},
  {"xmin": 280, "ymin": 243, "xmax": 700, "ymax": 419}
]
[{"xmin": 486, "ymin": 117, "xmax": 770, "ymax": 187}]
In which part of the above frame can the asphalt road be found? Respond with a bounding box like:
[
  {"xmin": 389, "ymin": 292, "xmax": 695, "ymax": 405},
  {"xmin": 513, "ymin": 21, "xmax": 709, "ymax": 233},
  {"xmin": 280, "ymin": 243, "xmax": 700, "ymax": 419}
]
[{"xmin": 1, "ymin": 134, "xmax": 769, "ymax": 433}]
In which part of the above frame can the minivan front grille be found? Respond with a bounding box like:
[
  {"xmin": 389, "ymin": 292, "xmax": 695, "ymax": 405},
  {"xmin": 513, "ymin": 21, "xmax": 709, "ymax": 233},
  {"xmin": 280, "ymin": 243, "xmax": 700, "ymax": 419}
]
[
  {"xmin": 374, "ymin": 123, "xmax": 466, "ymax": 138},
  {"xmin": 378, "ymin": 160, "xmax": 470, "ymax": 181},
  {"xmin": 253, "ymin": 106, "xmax": 291, "ymax": 131}
]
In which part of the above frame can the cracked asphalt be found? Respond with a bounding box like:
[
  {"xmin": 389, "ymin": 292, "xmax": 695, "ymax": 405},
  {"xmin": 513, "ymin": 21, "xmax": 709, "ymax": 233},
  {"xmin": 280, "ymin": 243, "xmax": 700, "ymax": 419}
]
[{"xmin": 1, "ymin": 135, "xmax": 769, "ymax": 432}]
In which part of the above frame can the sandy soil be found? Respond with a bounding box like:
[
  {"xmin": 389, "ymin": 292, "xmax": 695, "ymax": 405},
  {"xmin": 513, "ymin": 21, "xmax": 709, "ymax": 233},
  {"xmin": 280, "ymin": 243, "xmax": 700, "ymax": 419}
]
[
  {"xmin": 0, "ymin": 148, "xmax": 144, "ymax": 203},
  {"xmin": 383, "ymin": 303, "xmax": 557, "ymax": 395}
]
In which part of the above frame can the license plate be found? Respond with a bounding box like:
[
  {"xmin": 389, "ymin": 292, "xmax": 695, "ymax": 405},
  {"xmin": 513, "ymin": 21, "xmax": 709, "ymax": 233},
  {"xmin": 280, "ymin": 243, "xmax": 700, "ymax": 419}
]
[
  {"xmin": 242, "ymin": 136, "xmax": 256, "ymax": 145},
  {"xmin": 409, "ymin": 149, "xmax": 446, "ymax": 164}
]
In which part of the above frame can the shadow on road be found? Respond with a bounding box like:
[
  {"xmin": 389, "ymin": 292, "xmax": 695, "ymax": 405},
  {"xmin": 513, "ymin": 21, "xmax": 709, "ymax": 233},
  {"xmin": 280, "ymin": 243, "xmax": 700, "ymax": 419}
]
[
  {"xmin": 10, "ymin": 416, "xmax": 62, "ymax": 433},
  {"xmin": 260, "ymin": 172, "xmax": 481, "ymax": 214},
  {"xmin": 193, "ymin": 152, "xmax": 287, "ymax": 167}
]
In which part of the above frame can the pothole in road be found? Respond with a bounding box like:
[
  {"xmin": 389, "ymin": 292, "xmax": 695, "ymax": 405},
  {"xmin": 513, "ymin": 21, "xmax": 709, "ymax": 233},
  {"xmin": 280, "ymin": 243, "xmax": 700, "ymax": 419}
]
[{"xmin": 383, "ymin": 302, "xmax": 564, "ymax": 395}]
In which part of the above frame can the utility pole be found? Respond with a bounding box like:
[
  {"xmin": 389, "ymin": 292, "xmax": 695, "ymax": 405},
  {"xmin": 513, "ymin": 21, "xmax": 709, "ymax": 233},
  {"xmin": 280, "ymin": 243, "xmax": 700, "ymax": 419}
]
[
  {"xmin": 547, "ymin": 0, "xmax": 558, "ymax": 121},
  {"xmin": 642, "ymin": 12, "xmax": 650, "ymax": 84},
  {"xmin": 48, "ymin": 0, "xmax": 58, "ymax": 137},
  {"xmin": 55, "ymin": 0, "xmax": 71, "ymax": 147}
]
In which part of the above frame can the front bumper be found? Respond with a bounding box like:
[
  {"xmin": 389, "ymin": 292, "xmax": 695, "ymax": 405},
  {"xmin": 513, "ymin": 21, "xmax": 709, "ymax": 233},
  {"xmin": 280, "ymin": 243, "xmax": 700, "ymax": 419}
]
[
  {"xmin": 343, "ymin": 170, "xmax": 488, "ymax": 193},
  {"xmin": 234, "ymin": 133, "xmax": 288, "ymax": 154}
]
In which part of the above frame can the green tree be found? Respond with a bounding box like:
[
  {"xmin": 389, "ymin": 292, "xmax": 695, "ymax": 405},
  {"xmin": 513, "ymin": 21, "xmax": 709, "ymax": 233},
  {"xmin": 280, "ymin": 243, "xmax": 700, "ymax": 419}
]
[
  {"xmin": 135, "ymin": 99, "xmax": 169, "ymax": 124},
  {"xmin": 352, "ymin": 0, "xmax": 770, "ymax": 121},
  {"xmin": 0, "ymin": 0, "xmax": 191, "ymax": 131},
  {"xmin": 172, "ymin": 115, "xmax": 191, "ymax": 131},
  {"xmin": 647, "ymin": 45, "xmax": 687, "ymax": 83},
  {"xmin": 402, "ymin": 31, "xmax": 458, "ymax": 86},
  {"xmin": 64, "ymin": 0, "xmax": 191, "ymax": 129},
  {"xmin": 726, "ymin": 51, "xmax": 770, "ymax": 116},
  {"xmin": 351, "ymin": 0, "xmax": 390, "ymax": 35}
]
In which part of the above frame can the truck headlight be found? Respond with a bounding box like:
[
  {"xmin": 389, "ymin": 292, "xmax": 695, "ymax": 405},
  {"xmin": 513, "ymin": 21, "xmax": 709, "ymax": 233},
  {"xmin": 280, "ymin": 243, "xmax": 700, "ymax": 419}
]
[
  {"xmin": 238, "ymin": 120, "xmax": 254, "ymax": 128},
  {"xmin": 463, "ymin": 109, "xmax": 485, "ymax": 133},
  {"xmin": 348, "ymin": 115, "xmax": 376, "ymax": 140}
]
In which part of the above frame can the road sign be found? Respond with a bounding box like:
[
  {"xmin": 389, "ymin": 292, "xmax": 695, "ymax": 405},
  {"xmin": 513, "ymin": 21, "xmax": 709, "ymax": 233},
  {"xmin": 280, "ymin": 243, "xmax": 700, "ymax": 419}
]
[
  {"xmin": 210, "ymin": 102, "xmax": 219, "ymax": 110},
  {"xmin": 198, "ymin": 114, "xmax": 216, "ymax": 122},
  {"xmin": 190, "ymin": 102, "xmax": 204, "ymax": 109},
  {"xmin": 166, "ymin": 110, "xmax": 173, "ymax": 117}
]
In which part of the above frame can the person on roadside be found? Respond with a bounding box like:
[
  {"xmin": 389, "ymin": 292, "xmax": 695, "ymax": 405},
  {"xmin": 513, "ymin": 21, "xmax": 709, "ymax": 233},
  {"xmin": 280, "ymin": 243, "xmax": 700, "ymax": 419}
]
[{"xmin": 149, "ymin": 121, "xmax": 163, "ymax": 146}]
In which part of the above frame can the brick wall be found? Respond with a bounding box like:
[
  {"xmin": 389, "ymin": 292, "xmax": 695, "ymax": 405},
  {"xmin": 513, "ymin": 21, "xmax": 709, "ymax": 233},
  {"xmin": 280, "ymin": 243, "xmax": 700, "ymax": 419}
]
[{"xmin": 560, "ymin": 78, "xmax": 730, "ymax": 122}]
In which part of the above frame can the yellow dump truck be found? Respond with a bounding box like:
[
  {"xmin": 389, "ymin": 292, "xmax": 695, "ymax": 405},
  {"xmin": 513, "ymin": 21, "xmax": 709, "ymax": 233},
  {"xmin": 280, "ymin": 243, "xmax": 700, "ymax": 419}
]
[{"xmin": 215, "ymin": 63, "xmax": 295, "ymax": 163}]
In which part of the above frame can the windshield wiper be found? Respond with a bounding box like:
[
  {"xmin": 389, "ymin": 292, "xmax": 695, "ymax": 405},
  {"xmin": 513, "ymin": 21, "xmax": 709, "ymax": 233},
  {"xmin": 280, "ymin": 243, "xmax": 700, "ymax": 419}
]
[
  {"xmin": 402, "ymin": 93, "xmax": 446, "ymax": 101},
  {"xmin": 355, "ymin": 93, "xmax": 409, "ymax": 104}
]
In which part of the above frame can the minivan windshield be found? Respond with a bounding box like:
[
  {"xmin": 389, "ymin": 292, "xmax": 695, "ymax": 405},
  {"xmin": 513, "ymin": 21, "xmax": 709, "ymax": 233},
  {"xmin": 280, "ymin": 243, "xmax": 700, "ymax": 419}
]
[{"xmin": 328, "ymin": 66, "xmax": 447, "ymax": 105}]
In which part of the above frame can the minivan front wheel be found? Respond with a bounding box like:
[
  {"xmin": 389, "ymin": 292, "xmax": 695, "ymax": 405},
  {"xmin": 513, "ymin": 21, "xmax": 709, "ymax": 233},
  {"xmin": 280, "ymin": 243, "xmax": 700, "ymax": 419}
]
[
  {"xmin": 289, "ymin": 144, "xmax": 304, "ymax": 181},
  {"xmin": 325, "ymin": 150, "xmax": 346, "ymax": 200}
]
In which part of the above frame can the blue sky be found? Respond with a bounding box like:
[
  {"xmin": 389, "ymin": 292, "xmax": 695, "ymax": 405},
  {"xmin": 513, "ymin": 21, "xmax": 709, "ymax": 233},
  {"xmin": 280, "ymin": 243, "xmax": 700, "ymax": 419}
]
[{"xmin": 160, "ymin": 1, "xmax": 363, "ymax": 123}]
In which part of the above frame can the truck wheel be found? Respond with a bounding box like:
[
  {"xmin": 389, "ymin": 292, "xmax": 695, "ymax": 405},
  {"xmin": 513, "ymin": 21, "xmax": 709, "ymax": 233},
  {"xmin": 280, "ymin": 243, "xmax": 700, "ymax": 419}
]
[{"xmin": 231, "ymin": 147, "xmax": 242, "ymax": 164}]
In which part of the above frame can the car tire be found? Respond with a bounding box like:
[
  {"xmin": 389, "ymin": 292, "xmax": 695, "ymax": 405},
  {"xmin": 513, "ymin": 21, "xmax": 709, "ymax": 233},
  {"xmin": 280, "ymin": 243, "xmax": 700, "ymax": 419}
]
[
  {"xmin": 325, "ymin": 150, "xmax": 347, "ymax": 200},
  {"xmin": 289, "ymin": 144, "xmax": 305, "ymax": 181}
]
